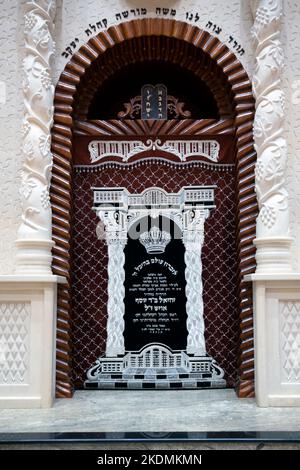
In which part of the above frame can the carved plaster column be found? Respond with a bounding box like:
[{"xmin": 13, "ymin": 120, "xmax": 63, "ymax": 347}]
[
  {"xmin": 182, "ymin": 209, "xmax": 209, "ymax": 356},
  {"xmin": 252, "ymin": 0, "xmax": 293, "ymax": 273},
  {"xmin": 98, "ymin": 211, "xmax": 127, "ymax": 357},
  {"xmin": 15, "ymin": 1, "xmax": 56, "ymax": 274}
]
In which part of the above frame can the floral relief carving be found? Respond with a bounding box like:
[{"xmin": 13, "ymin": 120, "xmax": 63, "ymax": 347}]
[
  {"xmin": 252, "ymin": 0, "xmax": 290, "ymax": 237},
  {"xmin": 39, "ymin": 134, "xmax": 51, "ymax": 159},
  {"xmin": 19, "ymin": 177, "xmax": 37, "ymax": 200},
  {"xmin": 16, "ymin": 1, "xmax": 56, "ymax": 273}
]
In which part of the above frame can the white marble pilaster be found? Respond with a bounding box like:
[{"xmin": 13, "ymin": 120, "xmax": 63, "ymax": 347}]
[
  {"xmin": 251, "ymin": 0, "xmax": 293, "ymax": 273},
  {"xmin": 15, "ymin": 0, "xmax": 56, "ymax": 274}
]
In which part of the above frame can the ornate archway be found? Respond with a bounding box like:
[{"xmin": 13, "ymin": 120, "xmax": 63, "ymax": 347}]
[{"xmin": 51, "ymin": 18, "xmax": 257, "ymax": 398}]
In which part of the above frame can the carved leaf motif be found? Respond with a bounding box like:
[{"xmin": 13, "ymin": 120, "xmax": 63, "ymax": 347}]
[
  {"xmin": 264, "ymin": 159, "xmax": 284, "ymax": 181},
  {"xmin": 39, "ymin": 134, "xmax": 51, "ymax": 158},
  {"xmin": 32, "ymin": 24, "xmax": 50, "ymax": 48},
  {"xmin": 268, "ymin": 41, "xmax": 284, "ymax": 68},
  {"xmin": 260, "ymin": 95, "xmax": 280, "ymax": 115},
  {"xmin": 30, "ymin": 59, "xmax": 43, "ymax": 78},
  {"xmin": 19, "ymin": 179, "xmax": 37, "ymax": 200},
  {"xmin": 276, "ymin": 189, "xmax": 289, "ymax": 211},
  {"xmin": 23, "ymin": 141, "xmax": 34, "ymax": 160},
  {"xmin": 253, "ymin": 115, "xmax": 265, "ymax": 139},
  {"xmin": 264, "ymin": 142, "xmax": 287, "ymax": 181}
]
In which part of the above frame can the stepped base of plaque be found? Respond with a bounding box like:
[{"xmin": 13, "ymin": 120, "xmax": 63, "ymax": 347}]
[{"xmin": 84, "ymin": 343, "xmax": 226, "ymax": 390}]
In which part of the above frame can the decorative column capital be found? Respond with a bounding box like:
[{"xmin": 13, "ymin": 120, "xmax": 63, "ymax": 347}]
[
  {"xmin": 182, "ymin": 209, "xmax": 209, "ymax": 252},
  {"xmin": 16, "ymin": 1, "xmax": 56, "ymax": 274},
  {"xmin": 97, "ymin": 209, "xmax": 128, "ymax": 245}
]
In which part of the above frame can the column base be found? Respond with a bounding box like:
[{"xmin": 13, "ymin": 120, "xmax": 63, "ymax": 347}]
[
  {"xmin": 254, "ymin": 237, "xmax": 293, "ymax": 274},
  {"xmin": 15, "ymin": 239, "xmax": 55, "ymax": 275},
  {"xmin": 245, "ymin": 273, "xmax": 300, "ymax": 407},
  {"xmin": 0, "ymin": 275, "xmax": 65, "ymax": 409}
]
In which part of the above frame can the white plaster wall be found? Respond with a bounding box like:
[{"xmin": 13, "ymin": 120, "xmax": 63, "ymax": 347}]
[
  {"xmin": 54, "ymin": 0, "xmax": 254, "ymax": 82},
  {"xmin": 0, "ymin": 1, "xmax": 25, "ymax": 274},
  {"xmin": 0, "ymin": 0, "xmax": 300, "ymax": 273}
]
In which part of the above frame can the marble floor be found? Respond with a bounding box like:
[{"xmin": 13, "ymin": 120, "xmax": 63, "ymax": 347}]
[{"xmin": 0, "ymin": 389, "xmax": 300, "ymax": 433}]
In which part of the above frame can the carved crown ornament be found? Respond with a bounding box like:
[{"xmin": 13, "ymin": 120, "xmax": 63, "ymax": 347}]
[{"xmin": 139, "ymin": 226, "xmax": 172, "ymax": 254}]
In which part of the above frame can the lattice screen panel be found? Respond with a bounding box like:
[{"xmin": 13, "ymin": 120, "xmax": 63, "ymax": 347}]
[{"xmin": 71, "ymin": 163, "xmax": 239, "ymax": 388}]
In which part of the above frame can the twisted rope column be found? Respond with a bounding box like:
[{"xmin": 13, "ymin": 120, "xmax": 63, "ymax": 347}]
[
  {"xmin": 106, "ymin": 239, "xmax": 127, "ymax": 356},
  {"xmin": 98, "ymin": 210, "xmax": 127, "ymax": 357},
  {"xmin": 183, "ymin": 210, "xmax": 209, "ymax": 356}
]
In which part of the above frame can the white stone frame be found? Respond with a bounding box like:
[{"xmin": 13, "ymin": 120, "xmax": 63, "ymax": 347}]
[
  {"xmin": 242, "ymin": 0, "xmax": 300, "ymax": 408},
  {"xmin": 93, "ymin": 186, "xmax": 215, "ymax": 357},
  {"xmin": 246, "ymin": 274, "xmax": 300, "ymax": 406},
  {"xmin": 0, "ymin": 1, "xmax": 59, "ymax": 409},
  {"xmin": 6, "ymin": 1, "xmax": 299, "ymax": 406},
  {"xmin": 0, "ymin": 275, "xmax": 63, "ymax": 408}
]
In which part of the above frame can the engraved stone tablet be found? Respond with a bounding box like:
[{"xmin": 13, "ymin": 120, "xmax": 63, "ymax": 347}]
[{"xmin": 141, "ymin": 84, "xmax": 167, "ymax": 120}]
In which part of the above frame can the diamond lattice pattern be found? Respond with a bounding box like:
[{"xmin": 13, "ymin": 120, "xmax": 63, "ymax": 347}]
[
  {"xmin": 281, "ymin": 301, "xmax": 300, "ymax": 382},
  {"xmin": 0, "ymin": 302, "xmax": 30, "ymax": 384},
  {"xmin": 71, "ymin": 163, "xmax": 240, "ymax": 388}
]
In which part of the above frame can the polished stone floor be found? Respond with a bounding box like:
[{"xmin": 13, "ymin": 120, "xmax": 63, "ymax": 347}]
[{"xmin": 0, "ymin": 389, "xmax": 300, "ymax": 433}]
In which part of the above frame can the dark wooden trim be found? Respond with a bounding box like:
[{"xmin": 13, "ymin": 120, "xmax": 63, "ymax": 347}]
[
  {"xmin": 73, "ymin": 35, "xmax": 233, "ymax": 121},
  {"xmin": 73, "ymin": 118, "xmax": 236, "ymax": 136},
  {"xmin": 51, "ymin": 18, "xmax": 257, "ymax": 398}
]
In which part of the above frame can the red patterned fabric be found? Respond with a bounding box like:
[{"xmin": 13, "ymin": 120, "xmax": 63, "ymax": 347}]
[{"xmin": 71, "ymin": 163, "xmax": 239, "ymax": 388}]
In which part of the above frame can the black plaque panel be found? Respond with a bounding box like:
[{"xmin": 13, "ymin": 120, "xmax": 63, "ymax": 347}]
[
  {"xmin": 124, "ymin": 216, "xmax": 187, "ymax": 351},
  {"xmin": 141, "ymin": 84, "xmax": 167, "ymax": 120}
]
